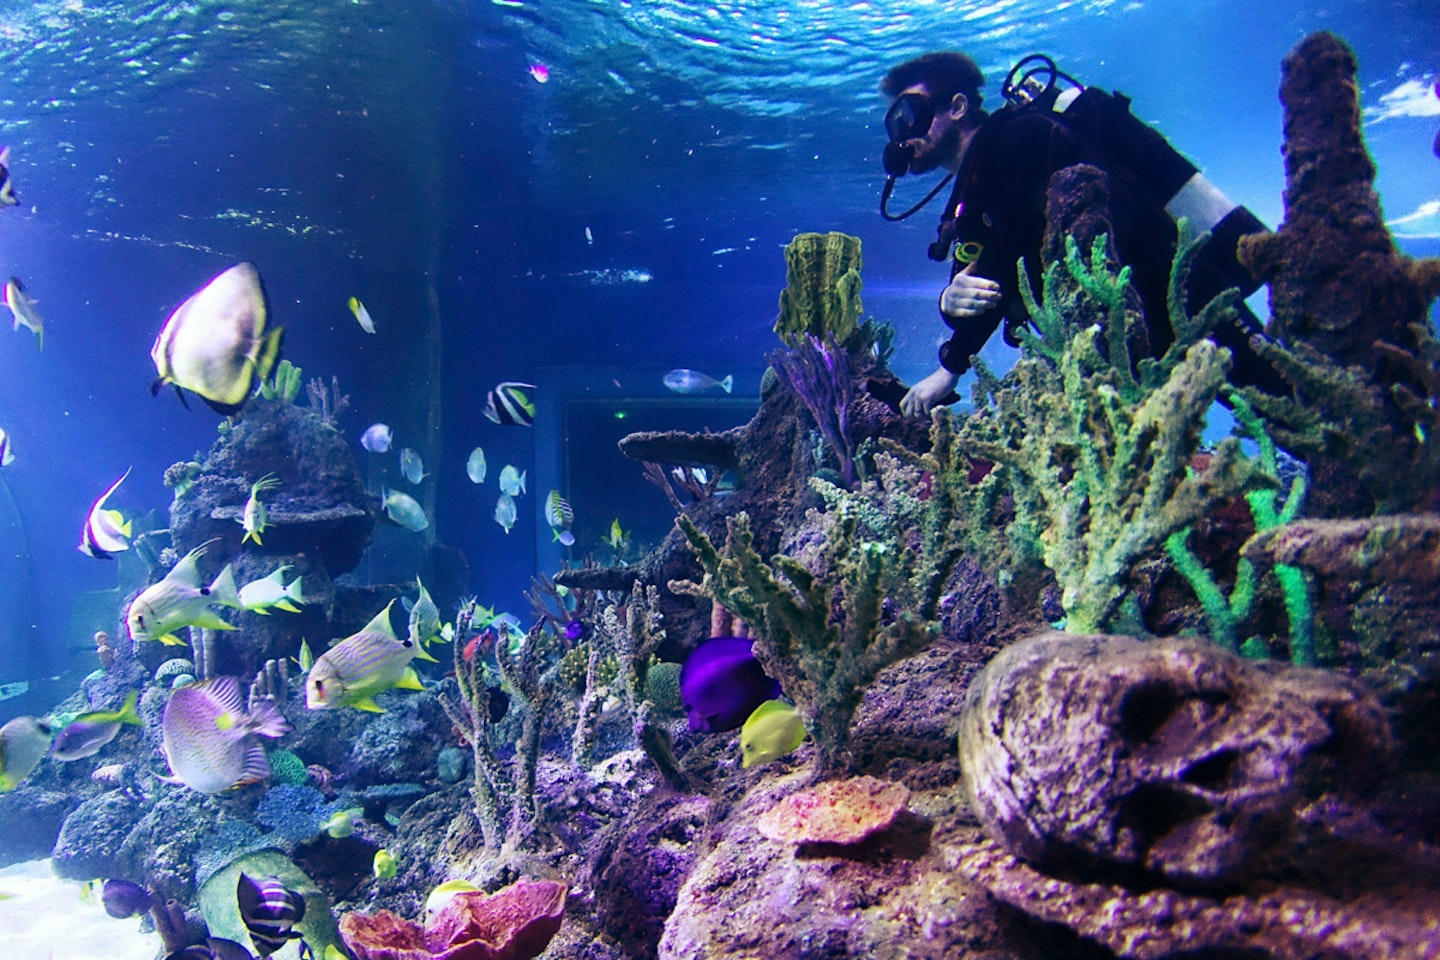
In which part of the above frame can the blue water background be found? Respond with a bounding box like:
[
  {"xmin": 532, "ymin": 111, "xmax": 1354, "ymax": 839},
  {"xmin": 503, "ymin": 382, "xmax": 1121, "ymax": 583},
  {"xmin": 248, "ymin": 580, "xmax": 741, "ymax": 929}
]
[{"xmin": 0, "ymin": 0, "xmax": 1435, "ymax": 714}]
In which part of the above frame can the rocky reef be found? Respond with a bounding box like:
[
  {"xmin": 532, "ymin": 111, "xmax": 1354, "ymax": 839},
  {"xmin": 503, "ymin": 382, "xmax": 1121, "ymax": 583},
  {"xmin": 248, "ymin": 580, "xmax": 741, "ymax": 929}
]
[{"xmin": 0, "ymin": 29, "xmax": 1437, "ymax": 960}]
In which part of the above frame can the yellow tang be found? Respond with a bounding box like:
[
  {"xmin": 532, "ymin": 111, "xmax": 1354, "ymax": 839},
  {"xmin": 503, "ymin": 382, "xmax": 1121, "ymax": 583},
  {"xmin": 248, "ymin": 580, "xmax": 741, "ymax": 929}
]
[
  {"xmin": 740, "ymin": 699, "xmax": 807, "ymax": 769},
  {"xmin": 151, "ymin": 261, "xmax": 283, "ymax": 415}
]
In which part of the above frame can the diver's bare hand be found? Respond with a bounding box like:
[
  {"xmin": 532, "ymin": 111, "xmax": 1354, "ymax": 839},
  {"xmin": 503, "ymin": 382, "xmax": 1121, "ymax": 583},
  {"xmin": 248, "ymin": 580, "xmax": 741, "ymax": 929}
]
[
  {"xmin": 940, "ymin": 273, "xmax": 1001, "ymax": 321},
  {"xmin": 900, "ymin": 367, "xmax": 960, "ymax": 418}
]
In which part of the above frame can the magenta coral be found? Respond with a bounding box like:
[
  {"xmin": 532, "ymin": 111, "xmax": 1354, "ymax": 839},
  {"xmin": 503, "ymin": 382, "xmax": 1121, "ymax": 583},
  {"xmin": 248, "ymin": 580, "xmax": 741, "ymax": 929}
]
[{"xmin": 340, "ymin": 880, "xmax": 567, "ymax": 960}]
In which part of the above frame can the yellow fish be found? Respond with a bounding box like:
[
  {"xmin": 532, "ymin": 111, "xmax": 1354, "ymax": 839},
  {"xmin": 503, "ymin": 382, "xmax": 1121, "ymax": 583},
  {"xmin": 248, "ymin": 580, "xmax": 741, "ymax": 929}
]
[
  {"xmin": 347, "ymin": 296, "xmax": 375, "ymax": 334},
  {"xmin": 126, "ymin": 541, "xmax": 239, "ymax": 645},
  {"xmin": 740, "ymin": 699, "xmax": 807, "ymax": 768},
  {"xmin": 240, "ymin": 472, "xmax": 280, "ymax": 545},
  {"xmin": 306, "ymin": 601, "xmax": 437, "ymax": 712},
  {"xmin": 373, "ymin": 848, "xmax": 397, "ymax": 880}
]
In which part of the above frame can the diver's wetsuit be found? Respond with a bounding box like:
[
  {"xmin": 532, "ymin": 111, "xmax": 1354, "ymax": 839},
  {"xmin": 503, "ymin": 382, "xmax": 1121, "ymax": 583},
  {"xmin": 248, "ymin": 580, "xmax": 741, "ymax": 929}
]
[{"xmin": 935, "ymin": 103, "xmax": 1280, "ymax": 391}]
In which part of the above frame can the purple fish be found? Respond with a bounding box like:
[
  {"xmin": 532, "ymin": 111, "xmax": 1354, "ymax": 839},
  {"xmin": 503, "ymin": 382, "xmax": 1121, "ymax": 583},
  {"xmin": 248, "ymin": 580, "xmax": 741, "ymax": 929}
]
[
  {"xmin": 679, "ymin": 636, "xmax": 781, "ymax": 733},
  {"xmin": 102, "ymin": 878, "xmax": 153, "ymax": 919},
  {"xmin": 564, "ymin": 619, "xmax": 587, "ymax": 642}
]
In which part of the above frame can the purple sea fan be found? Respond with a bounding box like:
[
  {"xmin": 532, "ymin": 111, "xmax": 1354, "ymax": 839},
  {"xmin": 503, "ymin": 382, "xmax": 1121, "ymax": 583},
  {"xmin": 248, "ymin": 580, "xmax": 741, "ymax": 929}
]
[{"xmin": 767, "ymin": 334, "xmax": 857, "ymax": 486}]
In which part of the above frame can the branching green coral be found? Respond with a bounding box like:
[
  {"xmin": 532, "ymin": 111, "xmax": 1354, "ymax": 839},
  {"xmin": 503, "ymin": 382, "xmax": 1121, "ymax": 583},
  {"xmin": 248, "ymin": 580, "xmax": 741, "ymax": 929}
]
[
  {"xmin": 437, "ymin": 608, "xmax": 560, "ymax": 866},
  {"xmin": 259, "ymin": 359, "xmax": 303, "ymax": 403},
  {"xmin": 1165, "ymin": 393, "xmax": 1313, "ymax": 662},
  {"xmin": 677, "ymin": 503, "xmax": 955, "ymax": 777},
  {"xmin": 1239, "ymin": 322, "xmax": 1440, "ymax": 515},
  {"xmin": 960, "ymin": 230, "xmax": 1261, "ymax": 634}
]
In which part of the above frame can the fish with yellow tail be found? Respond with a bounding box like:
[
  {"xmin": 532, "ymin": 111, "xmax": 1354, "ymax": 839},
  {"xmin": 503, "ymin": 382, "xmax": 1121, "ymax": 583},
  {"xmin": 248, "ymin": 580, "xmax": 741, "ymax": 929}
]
[
  {"xmin": 160, "ymin": 676, "xmax": 292, "ymax": 794},
  {"xmin": 78, "ymin": 468, "xmax": 134, "ymax": 559},
  {"xmin": 236, "ymin": 565, "xmax": 306, "ymax": 614},
  {"xmin": 50, "ymin": 690, "xmax": 143, "ymax": 761},
  {"xmin": 0, "ymin": 716, "xmax": 54, "ymax": 791},
  {"xmin": 404, "ymin": 577, "xmax": 449, "ymax": 648},
  {"xmin": 240, "ymin": 472, "xmax": 280, "ymax": 545},
  {"xmin": 373, "ymin": 848, "xmax": 397, "ymax": 880},
  {"xmin": 740, "ymin": 699, "xmax": 807, "ymax": 768},
  {"xmin": 347, "ymin": 295, "xmax": 375, "ymax": 334},
  {"xmin": 306, "ymin": 600, "xmax": 437, "ymax": 712},
  {"xmin": 126, "ymin": 540, "xmax": 240, "ymax": 645},
  {"xmin": 150, "ymin": 261, "xmax": 283, "ymax": 415}
]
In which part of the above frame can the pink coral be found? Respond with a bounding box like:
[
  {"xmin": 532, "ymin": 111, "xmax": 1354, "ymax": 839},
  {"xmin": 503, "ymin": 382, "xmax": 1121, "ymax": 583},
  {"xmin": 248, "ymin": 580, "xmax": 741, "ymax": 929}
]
[
  {"xmin": 757, "ymin": 775, "xmax": 911, "ymax": 845},
  {"xmin": 340, "ymin": 879, "xmax": 567, "ymax": 960}
]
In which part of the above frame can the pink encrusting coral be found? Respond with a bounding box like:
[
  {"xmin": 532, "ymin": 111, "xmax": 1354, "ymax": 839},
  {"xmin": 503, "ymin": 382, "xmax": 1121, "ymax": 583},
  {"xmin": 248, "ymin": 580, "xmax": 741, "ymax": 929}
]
[
  {"xmin": 756, "ymin": 775, "xmax": 911, "ymax": 846},
  {"xmin": 339, "ymin": 879, "xmax": 567, "ymax": 960}
]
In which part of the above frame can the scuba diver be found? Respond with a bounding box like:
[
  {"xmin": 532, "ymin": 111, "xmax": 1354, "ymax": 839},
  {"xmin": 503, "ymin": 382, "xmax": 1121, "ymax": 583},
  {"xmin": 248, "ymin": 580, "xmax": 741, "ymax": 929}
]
[{"xmin": 878, "ymin": 51, "xmax": 1285, "ymax": 416}]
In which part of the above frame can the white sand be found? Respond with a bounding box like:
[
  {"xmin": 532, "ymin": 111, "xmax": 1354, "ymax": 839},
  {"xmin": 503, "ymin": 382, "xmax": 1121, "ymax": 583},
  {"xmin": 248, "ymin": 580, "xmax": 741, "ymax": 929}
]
[{"xmin": 0, "ymin": 859, "xmax": 163, "ymax": 960}]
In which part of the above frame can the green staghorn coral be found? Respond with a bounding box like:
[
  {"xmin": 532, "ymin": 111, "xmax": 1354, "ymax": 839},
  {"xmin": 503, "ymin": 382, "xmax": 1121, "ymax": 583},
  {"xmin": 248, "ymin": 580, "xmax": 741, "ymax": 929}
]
[
  {"xmin": 1238, "ymin": 323, "xmax": 1440, "ymax": 516},
  {"xmin": 1165, "ymin": 392, "xmax": 1315, "ymax": 663},
  {"xmin": 259, "ymin": 358, "xmax": 303, "ymax": 403},
  {"xmin": 958, "ymin": 227, "xmax": 1261, "ymax": 634},
  {"xmin": 676, "ymin": 497, "xmax": 961, "ymax": 777}
]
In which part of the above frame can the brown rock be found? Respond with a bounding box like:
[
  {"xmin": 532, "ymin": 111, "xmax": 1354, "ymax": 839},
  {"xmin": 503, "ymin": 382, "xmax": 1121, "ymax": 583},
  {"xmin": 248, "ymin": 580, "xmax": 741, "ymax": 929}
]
[{"xmin": 957, "ymin": 632, "xmax": 1391, "ymax": 888}]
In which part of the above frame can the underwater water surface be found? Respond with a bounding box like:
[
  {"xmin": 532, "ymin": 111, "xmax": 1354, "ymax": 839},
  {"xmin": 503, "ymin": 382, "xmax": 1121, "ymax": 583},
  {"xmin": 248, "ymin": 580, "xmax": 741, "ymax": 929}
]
[{"xmin": 0, "ymin": 0, "xmax": 1436, "ymax": 954}]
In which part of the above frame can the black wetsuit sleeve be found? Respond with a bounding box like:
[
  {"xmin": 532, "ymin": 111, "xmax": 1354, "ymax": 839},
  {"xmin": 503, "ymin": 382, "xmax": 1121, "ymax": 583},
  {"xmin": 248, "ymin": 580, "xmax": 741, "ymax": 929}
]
[{"xmin": 937, "ymin": 114, "xmax": 1085, "ymax": 375}]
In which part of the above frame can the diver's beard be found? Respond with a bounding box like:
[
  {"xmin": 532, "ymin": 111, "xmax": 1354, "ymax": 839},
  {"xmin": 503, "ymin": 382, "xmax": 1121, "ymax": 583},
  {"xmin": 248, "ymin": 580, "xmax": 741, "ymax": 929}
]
[{"xmin": 908, "ymin": 123, "xmax": 963, "ymax": 175}]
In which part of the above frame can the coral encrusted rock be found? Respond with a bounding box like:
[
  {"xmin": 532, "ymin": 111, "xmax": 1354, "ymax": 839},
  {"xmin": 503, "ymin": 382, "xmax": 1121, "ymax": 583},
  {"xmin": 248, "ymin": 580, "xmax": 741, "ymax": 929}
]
[
  {"xmin": 756, "ymin": 775, "xmax": 910, "ymax": 847},
  {"xmin": 957, "ymin": 632, "xmax": 1391, "ymax": 889}
]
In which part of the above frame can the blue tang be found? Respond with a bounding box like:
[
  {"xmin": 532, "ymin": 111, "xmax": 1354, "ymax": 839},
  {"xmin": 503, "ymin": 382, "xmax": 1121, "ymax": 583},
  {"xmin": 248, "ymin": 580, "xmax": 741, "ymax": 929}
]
[{"xmin": 679, "ymin": 636, "xmax": 781, "ymax": 733}]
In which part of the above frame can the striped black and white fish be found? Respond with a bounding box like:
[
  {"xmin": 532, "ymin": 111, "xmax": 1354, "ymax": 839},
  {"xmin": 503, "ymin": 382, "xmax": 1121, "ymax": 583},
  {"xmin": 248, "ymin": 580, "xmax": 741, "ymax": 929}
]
[
  {"xmin": 483, "ymin": 380, "xmax": 537, "ymax": 427},
  {"xmin": 236, "ymin": 872, "xmax": 306, "ymax": 958}
]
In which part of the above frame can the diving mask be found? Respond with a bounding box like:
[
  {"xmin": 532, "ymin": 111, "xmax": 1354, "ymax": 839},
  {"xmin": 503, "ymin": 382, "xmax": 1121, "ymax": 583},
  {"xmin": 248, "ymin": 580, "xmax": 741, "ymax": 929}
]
[{"xmin": 884, "ymin": 92, "xmax": 935, "ymax": 145}]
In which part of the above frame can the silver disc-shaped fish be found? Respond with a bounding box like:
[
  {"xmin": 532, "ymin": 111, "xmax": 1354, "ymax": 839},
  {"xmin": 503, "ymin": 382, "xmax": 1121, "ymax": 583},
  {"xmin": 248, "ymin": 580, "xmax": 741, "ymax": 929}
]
[{"xmin": 151, "ymin": 262, "xmax": 283, "ymax": 415}]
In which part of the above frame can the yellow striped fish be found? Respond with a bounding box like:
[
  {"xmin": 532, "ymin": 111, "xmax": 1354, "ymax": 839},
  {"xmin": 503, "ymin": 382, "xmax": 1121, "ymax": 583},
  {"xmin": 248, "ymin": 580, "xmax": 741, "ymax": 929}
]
[{"xmin": 305, "ymin": 600, "xmax": 437, "ymax": 713}]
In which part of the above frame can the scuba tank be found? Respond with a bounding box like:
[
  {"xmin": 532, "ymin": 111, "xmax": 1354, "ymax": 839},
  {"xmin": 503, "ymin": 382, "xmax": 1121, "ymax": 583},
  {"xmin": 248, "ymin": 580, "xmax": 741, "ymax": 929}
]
[{"xmin": 925, "ymin": 54, "xmax": 1205, "ymax": 264}]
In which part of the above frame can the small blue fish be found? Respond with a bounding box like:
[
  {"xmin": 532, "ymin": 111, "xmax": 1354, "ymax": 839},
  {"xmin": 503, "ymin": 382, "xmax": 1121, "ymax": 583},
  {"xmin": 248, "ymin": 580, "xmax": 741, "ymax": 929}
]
[
  {"xmin": 494, "ymin": 493, "xmax": 517, "ymax": 534},
  {"xmin": 382, "ymin": 488, "xmax": 428, "ymax": 532},
  {"xmin": 663, "ymin": 369, "xmax": 732, "ymax": 394},
  {"xmin": 360, "ymin": 423, "xmax": 392, "ymax": 453},
  {"xmin": 399, "ymin": 447, "xmax": 426, "ymax": 484},
  {"xmin": 466, "ymin": 446, "xmax": 487, "ymax": 484},
  {"xmin": 498, "ymin": 464, "xmax": 526, "ymax": 497}
]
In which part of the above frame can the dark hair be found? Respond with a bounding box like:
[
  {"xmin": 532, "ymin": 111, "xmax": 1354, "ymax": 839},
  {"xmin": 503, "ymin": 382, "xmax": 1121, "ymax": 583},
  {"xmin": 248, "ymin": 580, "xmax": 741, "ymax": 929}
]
[{"xmin": 880, "ymin": 51, "xmax": 985, "ymax": 112}]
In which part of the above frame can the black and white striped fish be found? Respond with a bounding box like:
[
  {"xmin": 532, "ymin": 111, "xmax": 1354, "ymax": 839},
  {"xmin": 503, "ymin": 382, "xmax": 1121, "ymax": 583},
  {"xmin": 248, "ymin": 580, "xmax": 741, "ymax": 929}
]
[
  {"xmin": 483, "ymin": 380, "xmax": 536, "ymax": 427},
  {"xmin": 236, "ymin": 873, "xmax": 306, "ymax": 958}
]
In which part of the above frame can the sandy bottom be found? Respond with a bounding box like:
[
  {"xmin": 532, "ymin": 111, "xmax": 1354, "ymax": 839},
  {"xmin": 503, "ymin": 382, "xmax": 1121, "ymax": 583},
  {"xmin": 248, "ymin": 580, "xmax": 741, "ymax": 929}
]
[{"xmin": 0, "ymin": 859, "xmax": 162, "ymax": 960}]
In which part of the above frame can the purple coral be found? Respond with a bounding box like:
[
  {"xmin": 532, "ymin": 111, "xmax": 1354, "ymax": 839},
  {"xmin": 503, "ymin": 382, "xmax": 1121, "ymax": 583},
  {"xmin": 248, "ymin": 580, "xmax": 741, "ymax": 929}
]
[{"xmin": 768, "ymin": 335, "xmax": 857, "ymax": 486}]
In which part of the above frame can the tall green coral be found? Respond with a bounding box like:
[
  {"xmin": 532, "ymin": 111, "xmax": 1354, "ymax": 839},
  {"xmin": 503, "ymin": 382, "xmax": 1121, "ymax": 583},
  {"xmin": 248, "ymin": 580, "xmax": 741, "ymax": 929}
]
[
  {"xmin": 676, "ymin": 485, "xmax": 961, "ymax": 776},
  {"xmin": 958, "ymin": 221, "xmax": 1261, "ymax": 634},
  {"xmin": 774, "ymin": 232, "xmax": 864, "ymax": 351}
]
